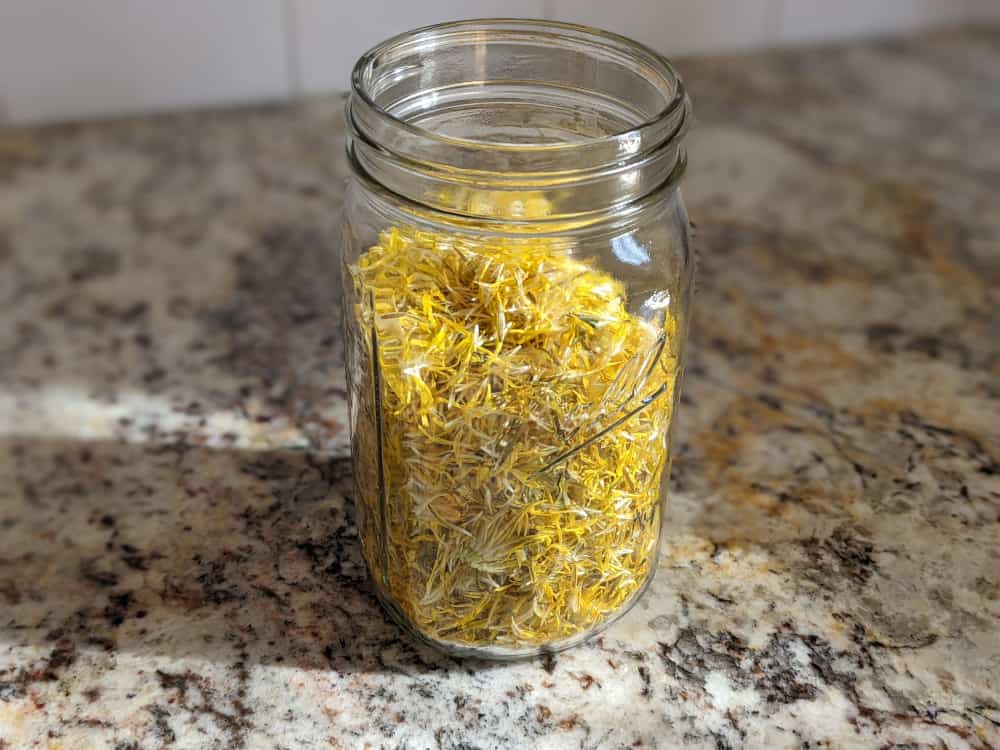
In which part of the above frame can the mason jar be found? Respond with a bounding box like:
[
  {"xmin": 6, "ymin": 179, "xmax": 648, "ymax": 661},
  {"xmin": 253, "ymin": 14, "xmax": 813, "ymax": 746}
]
[{"xmin": 341, "ymin": 19, "xmax": 694, "ymax": 658}]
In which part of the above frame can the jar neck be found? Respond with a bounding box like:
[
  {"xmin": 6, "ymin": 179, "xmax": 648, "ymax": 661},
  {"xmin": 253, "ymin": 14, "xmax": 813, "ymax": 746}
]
[{"xmin": 347, "ymin": 19, "xmax": 691, "ymax": 224}]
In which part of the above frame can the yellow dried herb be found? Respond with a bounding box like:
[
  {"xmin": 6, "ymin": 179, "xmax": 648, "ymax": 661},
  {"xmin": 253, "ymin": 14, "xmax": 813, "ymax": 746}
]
[{"xmin": 350, "ymin": 215, "xmax": 679, "ymax": 649}]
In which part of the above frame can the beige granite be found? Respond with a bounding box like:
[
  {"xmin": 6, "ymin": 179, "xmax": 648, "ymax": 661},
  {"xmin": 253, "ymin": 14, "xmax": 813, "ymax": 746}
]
[{"xmin": 0, "ymin": 26, "xmax": 998, "ymax": 750}]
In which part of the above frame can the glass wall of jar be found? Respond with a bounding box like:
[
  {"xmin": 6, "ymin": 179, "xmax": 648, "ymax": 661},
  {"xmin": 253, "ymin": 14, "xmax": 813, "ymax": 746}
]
[{"xmin": 342, "ymin": 19, "xmax": 694, "ymax": 658}]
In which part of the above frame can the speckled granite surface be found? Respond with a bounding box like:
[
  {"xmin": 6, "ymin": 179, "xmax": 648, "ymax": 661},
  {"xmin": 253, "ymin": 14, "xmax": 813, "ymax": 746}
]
[{"xmin": 1, "ymin": 26, "xmax": 999, "ymax": 750}]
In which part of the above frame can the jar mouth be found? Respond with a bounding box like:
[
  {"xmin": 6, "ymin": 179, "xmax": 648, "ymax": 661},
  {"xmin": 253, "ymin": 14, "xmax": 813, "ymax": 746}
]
[{"xmin": 348, "ymin": 18, "xmax": 691, "ymax": 219}]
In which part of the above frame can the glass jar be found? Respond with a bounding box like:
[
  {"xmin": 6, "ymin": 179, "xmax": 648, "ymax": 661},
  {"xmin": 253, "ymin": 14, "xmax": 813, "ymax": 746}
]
[{"xmin": 342, "ymin": 19, "xmax": 693, "ymax": 658}]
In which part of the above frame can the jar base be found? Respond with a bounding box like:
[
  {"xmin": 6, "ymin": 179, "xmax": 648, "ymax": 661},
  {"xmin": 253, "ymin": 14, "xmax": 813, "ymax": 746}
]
[{"xmin": 367, "ymin": 565, "xmax": 660, "ymax": 661}]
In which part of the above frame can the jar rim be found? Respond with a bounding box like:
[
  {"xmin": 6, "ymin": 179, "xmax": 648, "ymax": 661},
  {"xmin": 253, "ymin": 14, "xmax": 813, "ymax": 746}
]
[
  {"xmin": 350, "ymin": 18, "xmax": 689, "ymax": 159},
  {"xmin": 348, "ymin": 18, "xmax": 691, "ymax": 220}
]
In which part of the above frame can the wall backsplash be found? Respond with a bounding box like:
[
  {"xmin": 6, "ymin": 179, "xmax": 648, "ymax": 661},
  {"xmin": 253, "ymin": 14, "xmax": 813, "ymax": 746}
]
[{"xmin": 1, "ymin": 0, "xmax": 997, "ymax": 125}]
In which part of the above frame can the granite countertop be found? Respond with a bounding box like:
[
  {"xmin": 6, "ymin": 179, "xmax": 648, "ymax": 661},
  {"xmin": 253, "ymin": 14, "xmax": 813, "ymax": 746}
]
[{"xmin": 1, "ymin": 26, "xmax": 998, "ymax": 750}]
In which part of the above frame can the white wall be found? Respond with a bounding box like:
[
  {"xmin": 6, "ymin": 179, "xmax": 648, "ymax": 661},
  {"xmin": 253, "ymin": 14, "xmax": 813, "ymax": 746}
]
[{"xmin": 1, "ymin": 0, "xmax": 996, "ymax": 125}]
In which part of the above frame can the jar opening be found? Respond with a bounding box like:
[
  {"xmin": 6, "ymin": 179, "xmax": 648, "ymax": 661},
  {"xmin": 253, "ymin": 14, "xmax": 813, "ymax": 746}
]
[{"xmin": 347, "ymin": 19, "xmax": 691, "ymax": 221}]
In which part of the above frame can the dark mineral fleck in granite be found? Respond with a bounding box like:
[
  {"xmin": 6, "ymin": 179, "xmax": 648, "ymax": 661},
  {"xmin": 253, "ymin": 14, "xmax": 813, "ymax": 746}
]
[{"xmin": 1, "ymin": 27, "xmax": 998, "ymax": 749}]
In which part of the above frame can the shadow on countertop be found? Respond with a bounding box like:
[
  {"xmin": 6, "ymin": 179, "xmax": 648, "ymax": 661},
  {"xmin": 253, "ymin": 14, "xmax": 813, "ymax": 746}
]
[{"xmin": 0, "ymin": 435, "xmax": 508, "ymax": 682}]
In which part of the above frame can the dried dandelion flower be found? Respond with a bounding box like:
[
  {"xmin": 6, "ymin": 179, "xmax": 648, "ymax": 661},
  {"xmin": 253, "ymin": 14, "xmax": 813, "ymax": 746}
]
[{"xmin": 349, "ymin": 215, "xmax": 679, "ymax": 650}]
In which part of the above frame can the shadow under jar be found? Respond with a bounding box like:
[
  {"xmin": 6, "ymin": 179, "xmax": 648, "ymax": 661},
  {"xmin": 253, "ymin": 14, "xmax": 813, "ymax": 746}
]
[{"xmin": 342, "ymin": 19, "xmax": 694, "ymax": 659}]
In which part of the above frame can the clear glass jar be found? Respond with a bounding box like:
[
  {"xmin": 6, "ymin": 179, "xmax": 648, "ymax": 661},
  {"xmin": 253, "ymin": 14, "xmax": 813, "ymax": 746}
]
[{"xmin": 342, "ymin": 19, "xmax": 693, "ymax": 658}]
